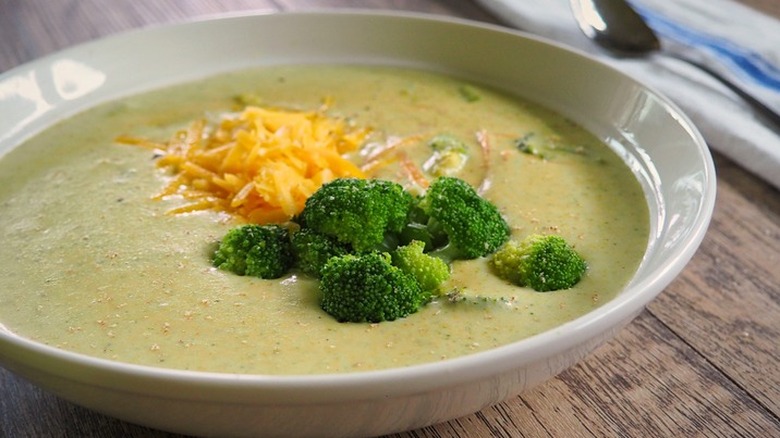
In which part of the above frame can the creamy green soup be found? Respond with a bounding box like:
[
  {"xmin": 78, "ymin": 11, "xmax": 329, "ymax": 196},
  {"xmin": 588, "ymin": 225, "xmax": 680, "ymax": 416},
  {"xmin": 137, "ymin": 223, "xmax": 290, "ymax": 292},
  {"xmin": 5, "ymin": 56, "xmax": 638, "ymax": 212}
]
[{"xmin": 0, "ymin": 66, "xmax": 648, "ymax": 374}]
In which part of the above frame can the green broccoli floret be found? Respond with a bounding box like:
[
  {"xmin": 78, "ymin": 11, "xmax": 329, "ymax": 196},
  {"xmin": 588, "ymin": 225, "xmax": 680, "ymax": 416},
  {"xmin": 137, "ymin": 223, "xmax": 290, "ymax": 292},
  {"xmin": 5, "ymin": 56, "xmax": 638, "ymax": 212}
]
[
  {"xmin": 213, "ymin": 224, "xmax": 294, "ymax": 279},
  {"xmin": 319, "ymin": 252, "xmax": 429, "ymax": 323},
  {"xmin": 491, "ymin": 234, "xmax": 587, "ymax": 291},
  {"xmin": 457, "ymin": 84, "xmax": 482, "ymax": 102},
  {"xmin": 422, "ymin": 134, "xmax": 469, "ymax": 177},
  {"xmin": 444, "ymin": 288, "xmax": 518, "ymax": 309},
  {"xmin": 290, "ymin": 228, "xmax": 350, "ymax": 277},
  {"xmin": 300, "ymin": 178, "xmax": 413, "ymax": 252},
  {"xmin": 515, "ymin": 132, "xmax": 587, "ymax": 160},
  {"xmin": 412, "ymin": 176, "xmax": 510, "ymax": 261},
  {"xmin": 391, "ymin": 240, "xmax": 450, "ymax": 294},
  {"xmin": 210, "ymin": 176, "xmax": 519, "ymax": 323}
]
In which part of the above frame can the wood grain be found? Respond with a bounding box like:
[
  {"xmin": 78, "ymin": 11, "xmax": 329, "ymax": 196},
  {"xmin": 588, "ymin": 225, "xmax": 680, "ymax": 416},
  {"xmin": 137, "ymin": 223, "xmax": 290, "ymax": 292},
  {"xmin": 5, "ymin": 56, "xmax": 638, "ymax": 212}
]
[
  {"xmin": 650, "ymin": 155, "xmax": 780, "ymax": 416},
  {"xmin": 1, "ymin": 0, "xmax": 779, "ymax": 437}
]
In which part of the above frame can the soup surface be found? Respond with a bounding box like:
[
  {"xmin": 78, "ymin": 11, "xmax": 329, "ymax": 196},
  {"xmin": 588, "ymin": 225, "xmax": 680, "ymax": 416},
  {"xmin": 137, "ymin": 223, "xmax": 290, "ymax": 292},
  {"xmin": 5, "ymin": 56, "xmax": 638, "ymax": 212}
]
[{"xmin": 0, "ymin": 66, "xmax": 648, "ymax": 374}]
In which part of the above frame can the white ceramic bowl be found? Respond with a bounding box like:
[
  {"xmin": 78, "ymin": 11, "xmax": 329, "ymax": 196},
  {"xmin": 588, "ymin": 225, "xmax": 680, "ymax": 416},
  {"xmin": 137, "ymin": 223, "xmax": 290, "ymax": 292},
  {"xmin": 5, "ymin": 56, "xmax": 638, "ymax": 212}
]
[{"xmin": 0, "ymin": 11, "xmax": 715, "ymax": 438}]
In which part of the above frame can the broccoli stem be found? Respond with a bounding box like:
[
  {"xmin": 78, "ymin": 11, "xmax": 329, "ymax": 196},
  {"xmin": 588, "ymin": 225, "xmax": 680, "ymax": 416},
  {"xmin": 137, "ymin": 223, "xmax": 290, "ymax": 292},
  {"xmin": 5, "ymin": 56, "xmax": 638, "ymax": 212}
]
[
  {"xmin": 427, "ymin": 243, "xmax": 462, "ymax": 265},
  {"xmin": 374, "ymin": 232, "xmax": 401, "ymax": 253}
]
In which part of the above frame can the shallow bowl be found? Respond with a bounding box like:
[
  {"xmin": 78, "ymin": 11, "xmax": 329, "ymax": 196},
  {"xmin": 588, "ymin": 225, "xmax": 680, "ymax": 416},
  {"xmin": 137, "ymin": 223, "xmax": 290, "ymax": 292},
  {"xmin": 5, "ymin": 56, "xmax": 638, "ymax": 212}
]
[{"xmin": 0, "ymin": 11, "xmax": 715, "ymax": 438}]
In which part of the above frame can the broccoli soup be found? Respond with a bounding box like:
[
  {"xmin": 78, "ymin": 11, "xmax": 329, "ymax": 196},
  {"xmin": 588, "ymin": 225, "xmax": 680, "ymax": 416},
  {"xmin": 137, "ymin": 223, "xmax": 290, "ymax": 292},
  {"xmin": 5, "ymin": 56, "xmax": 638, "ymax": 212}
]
[{"xmin": 0, "ymin": 66, "xmax": 648, "ymax": 374}]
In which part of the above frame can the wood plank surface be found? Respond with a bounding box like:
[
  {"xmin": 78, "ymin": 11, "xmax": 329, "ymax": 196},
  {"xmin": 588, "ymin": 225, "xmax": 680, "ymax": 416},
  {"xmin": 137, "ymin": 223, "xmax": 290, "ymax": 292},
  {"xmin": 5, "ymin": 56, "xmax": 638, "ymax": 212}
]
[
  {"xmin": 650, "ymin": 153, "xmax": 780, "ymax": 416},
  {"xmin": 1, "ymin": 0, "xmax": 778, "ymax": 437}
]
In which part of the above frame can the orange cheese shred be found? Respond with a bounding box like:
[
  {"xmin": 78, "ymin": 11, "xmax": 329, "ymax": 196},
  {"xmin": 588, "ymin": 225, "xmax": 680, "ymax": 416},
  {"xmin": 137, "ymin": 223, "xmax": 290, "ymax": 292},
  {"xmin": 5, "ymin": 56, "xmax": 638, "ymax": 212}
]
[{"xmin": 118, "ymin": 105, "xmax": 369, "ymax": 223}]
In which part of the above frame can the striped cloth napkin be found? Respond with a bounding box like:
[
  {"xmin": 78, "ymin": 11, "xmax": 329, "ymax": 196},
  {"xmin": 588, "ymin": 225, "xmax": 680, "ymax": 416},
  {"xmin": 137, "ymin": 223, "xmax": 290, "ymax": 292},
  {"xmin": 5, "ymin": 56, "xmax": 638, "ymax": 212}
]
[{"xmin": 474, "ymin": 0, "xmax": 780, "ymax": 190}]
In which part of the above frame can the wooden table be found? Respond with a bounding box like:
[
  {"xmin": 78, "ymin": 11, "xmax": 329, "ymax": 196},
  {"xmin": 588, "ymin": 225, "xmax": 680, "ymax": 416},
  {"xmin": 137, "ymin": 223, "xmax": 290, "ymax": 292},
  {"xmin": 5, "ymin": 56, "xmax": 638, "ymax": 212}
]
[{"xmin": 1, "ymin": 1, "xmax": 778, "ymax": 437}]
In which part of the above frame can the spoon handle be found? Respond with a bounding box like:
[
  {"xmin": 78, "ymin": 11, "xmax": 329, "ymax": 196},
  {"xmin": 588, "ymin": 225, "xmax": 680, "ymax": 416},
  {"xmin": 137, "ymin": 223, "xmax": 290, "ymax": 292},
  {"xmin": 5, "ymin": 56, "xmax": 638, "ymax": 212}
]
[
  {"xmin": 665, "ymin": 52, "xmax": 780, "ymax": 131},
  {"xmin": 569, "ymin": 0, "xmax": 780, "ymax": 132},
  {"xmin": 630, "ymin": 2, "xmax": 780, "ymax": 92}
]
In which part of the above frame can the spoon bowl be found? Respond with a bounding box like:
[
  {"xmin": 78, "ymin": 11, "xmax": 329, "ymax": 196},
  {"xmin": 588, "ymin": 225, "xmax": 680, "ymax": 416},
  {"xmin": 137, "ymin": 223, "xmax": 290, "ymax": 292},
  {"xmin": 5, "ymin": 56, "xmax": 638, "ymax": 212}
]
[{"xmin": 571, "ymin": 0, "xmax": 660, "ymax": 55}]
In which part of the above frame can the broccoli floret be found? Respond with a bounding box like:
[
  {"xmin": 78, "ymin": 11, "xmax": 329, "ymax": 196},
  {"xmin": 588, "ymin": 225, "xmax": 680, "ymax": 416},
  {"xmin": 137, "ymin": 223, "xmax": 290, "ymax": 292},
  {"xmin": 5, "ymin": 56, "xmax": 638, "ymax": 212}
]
[
  {"xmin": 515, "ymin": 132, "xmax": 587, "ymax": 160},
  {"xmin": 290, "ymin": 228, "xmax": 350, "ymax": 277},
  {"xmin": 301, "ymin": 178, "xmax": 413, "ymax": 252},
  {"xmin": 457, "ymin": 84, "xmax": 481, "ymax": 102},
  {"xmin": 413, "ymin": 176, "xmax": 510, "ymax": 261},
  {"xmin": 391, "ymin": 240, "xmax": 450, "ymax": 294},
  {"xmin": 213, "ymin": 224, "xmax": 294, "ymax": 279},
  {"xmin": 444, "ymin": 288, "xmax": 518, "ymax": 309},
  {"xmin": 491, "ymin": 234, "xmax": 587, "ymax": 291},
  {"xmin": 429, "ymin": 134, "xmax": 468, "ymax": 154},
  {"xmin": 319, "ymin": 252, "xmax": 429, "ymax": 323},
  {"xmin": 210, "ymin": 176, "xmax": 520, "ymax": 323},
  {"xmin": 422, "ymin": 134, "xmax": 469, "ymax": 177}
]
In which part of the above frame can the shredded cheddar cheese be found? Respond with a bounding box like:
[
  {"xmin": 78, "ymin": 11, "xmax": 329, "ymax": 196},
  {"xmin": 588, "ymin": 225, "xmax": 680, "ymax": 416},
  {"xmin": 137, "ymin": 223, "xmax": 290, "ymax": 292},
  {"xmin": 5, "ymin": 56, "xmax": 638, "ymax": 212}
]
[{"xmin": 117, "ymin": 105, "xmax": 369, "ymax": 223}]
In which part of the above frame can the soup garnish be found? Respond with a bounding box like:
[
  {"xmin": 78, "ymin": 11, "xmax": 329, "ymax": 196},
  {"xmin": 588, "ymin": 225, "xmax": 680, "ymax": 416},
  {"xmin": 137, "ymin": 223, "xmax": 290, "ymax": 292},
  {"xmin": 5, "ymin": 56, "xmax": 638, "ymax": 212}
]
[
  {"xmin": 116, "ymin": 103, "xmax": 368, "ymax": 223},
  {"xmin": 209, "ymin": 174, "xmax": 585, "ymax": 323}
]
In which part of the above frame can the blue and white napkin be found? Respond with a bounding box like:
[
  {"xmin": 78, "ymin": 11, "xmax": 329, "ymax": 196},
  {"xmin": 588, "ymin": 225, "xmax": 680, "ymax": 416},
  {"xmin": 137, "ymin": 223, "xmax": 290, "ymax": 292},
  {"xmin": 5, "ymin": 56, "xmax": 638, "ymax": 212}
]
[{"xmin": 475, "ymin": 0, "xmax": 780, "ymax": 190}]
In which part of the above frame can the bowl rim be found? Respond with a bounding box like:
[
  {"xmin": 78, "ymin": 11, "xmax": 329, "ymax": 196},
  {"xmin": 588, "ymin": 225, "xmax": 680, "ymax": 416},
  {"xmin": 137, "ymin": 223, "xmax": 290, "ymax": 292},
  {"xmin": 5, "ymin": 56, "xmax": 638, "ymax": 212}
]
[{"xmin": 0, "ymin": 9, "xmax": 716, "ymax": 402}]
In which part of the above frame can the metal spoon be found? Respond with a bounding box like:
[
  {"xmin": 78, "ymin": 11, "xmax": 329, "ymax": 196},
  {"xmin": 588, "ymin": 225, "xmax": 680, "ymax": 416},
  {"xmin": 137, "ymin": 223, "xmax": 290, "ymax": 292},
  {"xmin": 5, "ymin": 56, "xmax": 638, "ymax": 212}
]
[{"xmin": 570, "ymin": 0, "xmax": 780, "ymax": 129}]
